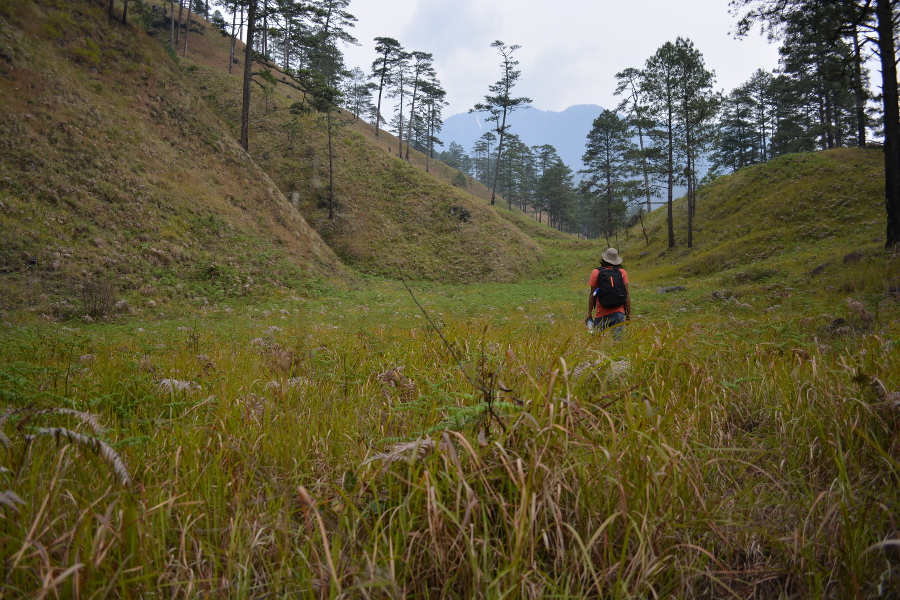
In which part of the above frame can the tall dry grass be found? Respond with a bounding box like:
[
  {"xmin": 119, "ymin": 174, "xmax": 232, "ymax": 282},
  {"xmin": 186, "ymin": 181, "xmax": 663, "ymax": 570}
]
[{"xmin": 1, "ymin": 297, "xmax": 898, "ymax": 598}]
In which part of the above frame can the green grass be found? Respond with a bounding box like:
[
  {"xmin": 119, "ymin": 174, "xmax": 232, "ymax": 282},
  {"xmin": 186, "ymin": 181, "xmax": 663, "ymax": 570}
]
[
  {"xmin": 3, "ymin": 2, "xmax": 900, "ymax": 597},
  {"xmin": 0, "ymin": 0, "xmax": 343, "ymax": 315},
  {"xmin": 186, "ymin": 63, "xmax": 549, "ymax": 284},
  {"xmin": 2, "ymin": 268, "xmax": 899, "ymax": 598},
  {"xmin": 622, "ymin": 149, "xmax": 895, "ymax": 297}
]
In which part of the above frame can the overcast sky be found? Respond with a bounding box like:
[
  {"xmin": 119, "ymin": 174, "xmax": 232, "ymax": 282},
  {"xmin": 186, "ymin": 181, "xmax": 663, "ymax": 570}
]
[{"xmin": 340, "ymin": 0, "xmax": 783, "ymax": 118}]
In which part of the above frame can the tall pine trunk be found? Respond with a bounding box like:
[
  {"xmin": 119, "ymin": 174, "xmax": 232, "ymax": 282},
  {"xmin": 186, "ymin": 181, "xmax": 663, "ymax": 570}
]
[
  {"xmin": 182, "ymin": 0, "xmax": 191, "ymax": 57},
  {"xmin": 687, "ymin": 153, "xmax": 693, "ymax": 248},
  {"xmin": 759, "ymin": 101, "xmax": 768, "ymax": 162},
  {"xmin": 228, "ymin": 6, "xmax": 237, "ymax": 74},
  {"xmin": 240, "ymin": 0, "xmax": 257, "ymax": 151},
  {"xmin": 328, "ymin": 111, "xmax": 335, "ymax": 221},
  {"xmin": 425, "ymin": 104, "xmax": 432, "ymax": 173},
  {"xmin": 817, "ymin": 96, "xmax": 827, "ymax": 150},
  {"xmin": 374, "ymin": 52, "xmax": 388, "ymax": 137},
  {"xmin": 396, "ymin": 74, "xmax": 405, "ymax": 158},
  {"xmin": 876, "ymin": 0, "xmax": 900, "ymax": 247},
  {"xmin": 405, "ymin": 74, "xmax": 420, "ymax": 160},
  {"xmin": 283, "ymin": 19, "xmax": 289, "ymax": 71},
  {"xmin": 490, "ymin": 108, "xmax": 508, "ymax": 206},
  {"xmin": 636, "ymin": 123, "xmax": 651, "ymax": 213},
  {"xmin": 853, "ymin": 24, "xmax": 867, "ymax": 147},
  {"xmin": 666, "ymin": 99, "xmax": 675, "ymax": 248},
  {"xmin": 262, "ymin": 0, "xmax": 268, "ymax": 57},
  {"xmin": 121, "ymin": 0, "xmax": 128, "ymax": 24},
  {"xmin": 175, "ymin": 0, "xmax": 183, "ymax": 46},
  {"xmin": 606, "ymin": 168, "xmax": 613, "ymax": 247},
  {"xmin": 684, "ymin": 105, "xmax": 693, "ymax": 249}
]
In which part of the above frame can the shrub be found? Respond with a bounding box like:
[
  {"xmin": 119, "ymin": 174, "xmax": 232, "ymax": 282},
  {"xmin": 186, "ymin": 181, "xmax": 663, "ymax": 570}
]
[
  {"xmin": 79, "ymin": 280, "xmax": 116, "ymax": 318},
  {"xmin": 72, "ymin": 39, "xmax": 101, "ymax": 66}
]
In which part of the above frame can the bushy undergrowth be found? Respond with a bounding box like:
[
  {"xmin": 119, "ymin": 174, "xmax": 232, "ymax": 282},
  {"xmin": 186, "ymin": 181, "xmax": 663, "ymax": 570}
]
[{"xmin": 1, "ymin": 281, "xmax": 899, "ymax": 598}]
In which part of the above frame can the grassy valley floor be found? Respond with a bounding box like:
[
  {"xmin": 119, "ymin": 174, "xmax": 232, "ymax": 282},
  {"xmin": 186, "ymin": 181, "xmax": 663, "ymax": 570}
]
[
  {"xmin": 2, "ymin": 1, "xmax": 900, "ymax": 595},
  {"xmin": 2, "ymin": 263, "xmax": 900, "ymax": 597}
]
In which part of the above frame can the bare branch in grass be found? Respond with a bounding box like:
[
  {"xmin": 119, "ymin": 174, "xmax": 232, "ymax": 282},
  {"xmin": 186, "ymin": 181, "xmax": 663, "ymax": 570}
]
[
  {"xmin": 297, "ymin": 486, "xmax": 342, "ymax": 595},
  {"xmin": 396, "ymin": 268, "xmax": 506, "ymax": 435},
  {"xmin": 395, "ymin": 268, "xmax": 482, "ymax": 393},
  {"xmin": 0, "ymin": 407, "xmax": 13, "ymax": 447}
]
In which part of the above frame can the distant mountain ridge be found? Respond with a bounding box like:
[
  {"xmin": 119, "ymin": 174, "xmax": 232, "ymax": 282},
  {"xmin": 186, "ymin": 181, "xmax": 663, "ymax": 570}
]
[{"xmin": 440, "ymin": 104, "xmax": 605, "ymax": 173}]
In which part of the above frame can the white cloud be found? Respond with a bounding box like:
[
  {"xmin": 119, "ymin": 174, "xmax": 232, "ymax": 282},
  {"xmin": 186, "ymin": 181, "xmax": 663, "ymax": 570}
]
[{"xmin": 341, "ymin": 0, "xmax": 782, "ymax": 117}]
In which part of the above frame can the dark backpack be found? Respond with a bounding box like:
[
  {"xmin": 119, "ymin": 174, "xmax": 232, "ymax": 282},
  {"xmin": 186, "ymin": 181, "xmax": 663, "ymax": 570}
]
[{"xmin": 594, "ymin": 266, "xmax": 626, "ymax": 308}]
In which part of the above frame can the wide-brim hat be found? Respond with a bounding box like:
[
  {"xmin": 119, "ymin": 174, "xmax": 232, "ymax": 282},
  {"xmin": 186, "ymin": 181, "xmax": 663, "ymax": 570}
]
[{"xmin": 602, "ymin": 248, "xmax": 622, "ymax": 265}]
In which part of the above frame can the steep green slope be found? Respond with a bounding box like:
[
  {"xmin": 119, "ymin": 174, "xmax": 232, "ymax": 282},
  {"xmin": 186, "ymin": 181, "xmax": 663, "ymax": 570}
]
[
  {"xmin": 0, "ymin": 0, "xmax": 342, "ymax": 317},
  {"xmin": 186, "ymin": 62, "xmax": 545, "ymax": 283},
  {"xmin": 136, "ymin": 6, "xmax": 585, "ymax": 283},
  {"xmin": 619, "ymin": 148, "xmax": 899, "ymax": 297}
]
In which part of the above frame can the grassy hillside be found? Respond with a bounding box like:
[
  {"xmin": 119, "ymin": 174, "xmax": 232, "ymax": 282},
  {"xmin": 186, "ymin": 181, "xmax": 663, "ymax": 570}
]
[
  {"xmin": 182, "ymin": 63, "xmax": 546, "ymax": 283},
  {"xmin": 0, "ymin": 0, "xmax": 343, "ymax": 318},
  {"xmin": 2, "ymin": 9, "xmax": 900, "ymax": 596},
  {"xmin": 618, "ymin": 148, "xmax": 898, "ymax": 298},
  {"xmin": 165, "ymin": 10, "xmax": 513, "ymax": 208},
  {"xmin": 140, "ymin": 8, "xmax": 563, "ymax": 283}
]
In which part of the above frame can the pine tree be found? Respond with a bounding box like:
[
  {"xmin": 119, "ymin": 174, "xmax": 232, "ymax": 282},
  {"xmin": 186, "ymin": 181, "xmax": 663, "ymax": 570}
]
[
  {"xmin": 419, "ymin": 78, "xmax": 447, "ymax": 172},
  {"xmin": 531, "ymin": 145, "xmax": 561, "ymax": 223},
  {"xmin": 439, "ymin": 142, "xmax": 473, "ymax": 175},
  {"xmin": 370, "ymin": 37, "xmax": 403, "ymax": 138},
  {"xmin": 472, "ymin": 132, "xmax": 497, "ymax": 185},
  {"xmin": 496, "ymin": 134, "xmax": 534, "ymax": 211},
  {"xmin": 404, "ymin": 51, "xmax": 435, "ymax": 160},
  {"xmin": 732, "ymin": 0, "xmax": 900, "ymax": 247},
  {"xmin": 307, "ymin": 0, "xmax": 356, "ymax": 221},
  {"xmin": 343, "ymin": 67, "xmax": 374, "ymax": 122},
  {"xmin": 644, "ymin": 41, "xmax": 682, "ymax": 248},
  {"xmin": 538, "ymin": 160, "xmax": 577, "ymax": 233},
  {"xmin": 581, "ymin": 110, "xmax": 637, "ymax": 246},
  {"xmin": 470, "ymin": 41, "xmax": 532, "ymax": 206},
  {"xmin": 388, "ymin": 51, "xmax": 411, "ymax": 158},
  {"xmin": 643, "ymin": 38, "xmax": 718, "ymax": 248},
  {"xmin": 713, "ymin": 83, "xmax": 758, "ymax": 172},
  {"xmin": 614, "ymin": 68, "xmax": 656, "ymax": 213},
  {"xmin": 673, "ymin": 38, "xmax": 718, "ymax": 248}
]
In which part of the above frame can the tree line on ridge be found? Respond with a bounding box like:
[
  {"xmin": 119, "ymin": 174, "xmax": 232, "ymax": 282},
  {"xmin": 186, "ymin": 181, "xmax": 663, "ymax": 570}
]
[{"xmin": 108, "ymin": 0, "xmax": 900, "ymax": 248}]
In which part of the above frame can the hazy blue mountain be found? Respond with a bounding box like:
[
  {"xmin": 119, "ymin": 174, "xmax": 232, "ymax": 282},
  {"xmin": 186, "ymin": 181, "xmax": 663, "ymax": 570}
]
[
  {"xmin": 441, "ymin": 103, "xmax": 694, "ymax": 206},
  {"xmin": 440, "ymin": 104, "xmax": 604, "ymax": 173}
]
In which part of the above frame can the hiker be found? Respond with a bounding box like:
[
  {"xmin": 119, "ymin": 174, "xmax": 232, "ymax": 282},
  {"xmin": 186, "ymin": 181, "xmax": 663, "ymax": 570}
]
[{"xmin": 586, "ymin": 248, "xmax": 631, "ymax": 338}]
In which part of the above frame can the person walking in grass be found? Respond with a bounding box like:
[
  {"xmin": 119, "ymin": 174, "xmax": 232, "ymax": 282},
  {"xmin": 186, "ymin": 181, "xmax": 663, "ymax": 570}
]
[{"xmin": 586, "ymin": 248, "xmax": 631, "ymax": 338}]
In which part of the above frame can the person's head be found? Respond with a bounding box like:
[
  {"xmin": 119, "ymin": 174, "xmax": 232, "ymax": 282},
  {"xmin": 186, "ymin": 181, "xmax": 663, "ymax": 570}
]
[{"xmin": 601, "ymin": 248, "xmax": 623, "ymax": 267}]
